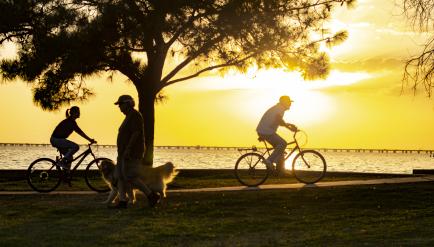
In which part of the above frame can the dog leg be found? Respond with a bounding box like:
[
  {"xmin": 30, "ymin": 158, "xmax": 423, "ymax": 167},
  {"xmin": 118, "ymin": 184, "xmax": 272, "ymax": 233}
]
[
  {"xmin": 103, "ymin": 188, "xmax": 118, "ymax": 204},
  {"xmin": 127, "ymin": 189, "xmax": 136, "ymax": 205}
]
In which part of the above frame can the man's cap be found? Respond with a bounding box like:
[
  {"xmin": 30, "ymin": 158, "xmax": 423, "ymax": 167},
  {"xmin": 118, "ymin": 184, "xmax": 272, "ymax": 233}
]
[
  {"xmin": 114, "ymin": 95, "xmax": 135, "ymax": 105},
  {"xmin": 279, "ymin": 95, "xmax": 293, "ymax": 103}
]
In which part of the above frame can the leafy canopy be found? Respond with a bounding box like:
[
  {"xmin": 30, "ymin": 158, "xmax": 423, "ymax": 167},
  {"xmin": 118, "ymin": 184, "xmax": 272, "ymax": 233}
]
[{"xmin": 1, "ymin": 0, "xmax": 354, "ymax": 110}]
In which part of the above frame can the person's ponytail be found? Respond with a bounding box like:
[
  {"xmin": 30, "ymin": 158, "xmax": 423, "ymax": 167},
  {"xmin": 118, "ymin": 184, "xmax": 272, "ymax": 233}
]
[{"xmin": 66, "ymin": 106, "xmax": 79, "ymax": 118}]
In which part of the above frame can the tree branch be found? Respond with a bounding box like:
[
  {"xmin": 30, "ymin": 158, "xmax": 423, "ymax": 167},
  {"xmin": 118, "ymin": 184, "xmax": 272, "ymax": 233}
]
[
  {"xmin": 162, "ymin": 54, "xmax": 255, "ymax": 89},
  {"xmin": 165, "ymin": 10, "xmax": 215, "ymax": 48},
  {"xmin": 160, "ymin": 35, "xmax": 224, "ymax": 84}
]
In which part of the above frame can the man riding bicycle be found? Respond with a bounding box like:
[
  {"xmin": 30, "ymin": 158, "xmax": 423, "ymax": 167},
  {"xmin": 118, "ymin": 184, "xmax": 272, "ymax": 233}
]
[{"xmin": 256, "ymin": 95, "xmax": 297, "ymax": 174}]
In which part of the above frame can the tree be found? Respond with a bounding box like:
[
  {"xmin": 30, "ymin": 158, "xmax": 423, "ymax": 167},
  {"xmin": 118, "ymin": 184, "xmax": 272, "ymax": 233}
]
[
  {"xmin": 402, "ymin": 0, "xmax": 434, "ymax": 97},
  {"xmin": 0, "ymin": 0, "xmax": 354, "ymax": 165}
]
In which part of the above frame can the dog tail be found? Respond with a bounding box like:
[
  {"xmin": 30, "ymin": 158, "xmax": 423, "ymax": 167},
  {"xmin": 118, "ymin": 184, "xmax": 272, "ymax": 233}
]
[{"xmin": 162, "ymin": 162, "xmax": 179, "ymax": 184}]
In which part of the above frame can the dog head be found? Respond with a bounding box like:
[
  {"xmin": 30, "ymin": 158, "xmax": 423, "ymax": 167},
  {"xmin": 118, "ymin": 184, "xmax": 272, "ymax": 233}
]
[
  {"xmin": 164, "ymin": 162, "xmax": 175, "ymax": 172},
  {"xmin": 100, "ymin": 159, "xmax": 116, "ymax": 179},
  {"xmin": 162, "ymin": 162, "xmax": 178, "ymax": 183}
]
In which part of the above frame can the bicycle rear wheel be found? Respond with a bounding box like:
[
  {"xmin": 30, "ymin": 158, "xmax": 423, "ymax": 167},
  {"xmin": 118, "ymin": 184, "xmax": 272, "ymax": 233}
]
[
  {"xmin": 292, "ymin": 150, "xmax": 326, "ymax": 184},
  {"xmin": 85, "ymin": 157, "xmax": 111, "ymax": 192},
  {"xmin": 235, "ymin": 152, "xmax": 269, "ymax": 186},
  {"xmin": 27, "ymin": 158, "xmax": 61, "ymax": 192}
]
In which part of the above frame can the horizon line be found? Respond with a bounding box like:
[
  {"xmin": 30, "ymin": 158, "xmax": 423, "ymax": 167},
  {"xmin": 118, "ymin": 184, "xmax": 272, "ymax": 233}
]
[{"xmin": 0, "ymin": 142, "xmax": 433, "ymax": 152}]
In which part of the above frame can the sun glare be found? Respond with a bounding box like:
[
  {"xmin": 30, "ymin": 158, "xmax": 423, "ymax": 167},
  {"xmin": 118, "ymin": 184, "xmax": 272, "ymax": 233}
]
[{"xmin": 194, "ymin": 68, "xmax": 372, "ymax": 127}]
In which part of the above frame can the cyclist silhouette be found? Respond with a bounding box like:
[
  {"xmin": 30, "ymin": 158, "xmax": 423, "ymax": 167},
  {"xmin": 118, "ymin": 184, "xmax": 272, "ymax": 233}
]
[
  {"xmin": 50, "ymin": 106, "xmax": 96, "ymax": 169},
  {"xmin": 256, "ymin": 96, "xmax": 297, "ymax": 173}
]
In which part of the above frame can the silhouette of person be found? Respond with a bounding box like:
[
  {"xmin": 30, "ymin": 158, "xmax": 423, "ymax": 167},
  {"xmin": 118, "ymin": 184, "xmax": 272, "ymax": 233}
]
[
  {"xmin": 50, "ymin": 106, "xmax": 95, "ymax": 169},
  {"xmin": 113, "ymin": 95, "xmax": 160, "ymax": 208},
  {"xmin": 256, "ymin": 96, "xmax": 297, "ymax": 173}
]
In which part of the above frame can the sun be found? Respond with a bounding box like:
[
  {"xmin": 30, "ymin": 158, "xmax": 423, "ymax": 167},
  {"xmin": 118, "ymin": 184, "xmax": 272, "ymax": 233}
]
[
  {"xmin": 187, "ymin": 67, "xmax": 372, "ymax": 129},
  {"xmin": 212, "ymin": 69, "xmax": 339, "ymax": 126}
]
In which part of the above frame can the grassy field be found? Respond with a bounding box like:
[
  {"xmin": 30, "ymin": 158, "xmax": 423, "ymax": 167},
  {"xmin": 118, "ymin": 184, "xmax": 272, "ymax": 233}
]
[{"xmin": 1, "ymin": 178, "xmax": 434, "ymax": 246}]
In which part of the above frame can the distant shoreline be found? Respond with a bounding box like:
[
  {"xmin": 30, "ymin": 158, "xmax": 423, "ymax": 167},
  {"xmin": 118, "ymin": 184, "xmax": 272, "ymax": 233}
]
[{"xmin": 0, "ymin": 143, "xmax": 433, "ymax": 154}]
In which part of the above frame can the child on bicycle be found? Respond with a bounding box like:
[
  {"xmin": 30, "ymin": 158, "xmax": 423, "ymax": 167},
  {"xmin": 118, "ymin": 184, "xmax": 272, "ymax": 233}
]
[
  {"xmin": 256, "ymin": 95, "xmax": 298, "ymax": 173},
  {"xmin": 50, "ymin": 106, "xmax": 96, "ymax": 169}
]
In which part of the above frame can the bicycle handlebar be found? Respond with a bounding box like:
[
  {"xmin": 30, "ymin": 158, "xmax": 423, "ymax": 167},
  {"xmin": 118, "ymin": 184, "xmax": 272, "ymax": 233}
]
[{"xmin": 88, "ymin": 140, "xmax": 97, "ymax": 146}]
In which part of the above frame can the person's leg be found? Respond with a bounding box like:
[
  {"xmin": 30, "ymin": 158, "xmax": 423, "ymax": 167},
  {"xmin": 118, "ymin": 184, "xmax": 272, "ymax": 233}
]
[
  {"xmin": 63, "ymin": 141, "xmax": 79, "ymax": 161},
  {"xmin": 276, "ymin": 155, "xmax": 286, "ymax": 175},
  {"xmin": 263, "ymin": 133, "xmax": 287, "ymax": 165},
  {"xmin": 115, "ymin": 159, "xmax": 128, "ymax": 208},
  {"xmin": 50, "ymin": 137, "xmax": 79, "ymax": 161},
  {"xmin": 125, "ymin": 159, "xmax": 160, "ymax": 207},
  {"xmin": 130, "ymin": 177, "xmax": 160, "ymax": 207}
]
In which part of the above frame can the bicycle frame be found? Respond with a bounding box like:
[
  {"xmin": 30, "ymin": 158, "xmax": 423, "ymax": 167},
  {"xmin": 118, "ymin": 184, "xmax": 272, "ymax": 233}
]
[
  {"xmin": 56, "ymin": 144, "xmax": 97, "ymax": 172},
  {"xmin": 256, "ymin": 132, "xmax": 302, "ymax": 162},
  {"xmin": 235, "ymin": 130, "xmax": 326, "ymax": 186}
]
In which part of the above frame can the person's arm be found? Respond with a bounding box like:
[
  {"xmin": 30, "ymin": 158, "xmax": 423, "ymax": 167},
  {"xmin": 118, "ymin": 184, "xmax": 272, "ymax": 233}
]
[
  {"xmin": 276, "ymin": 115, "xmax": 297, "ymax": 132},
  {"xmin": 123, "ymin": 131, "xmax": 140, "ymax": 159},
  {"xmin": 123, "ymin": 113, "xmax": 144, "ymax": 159},
  {"xmin": 285, "ymin": 123, "xmax": 298, "ymax": 132},
  {"xmin": 277, "ymin": 115, "xmax": 286, "ymax": 127},
  {"xmin": 74, "ymin": 123, "xmax": 95, "ymax": 143}
]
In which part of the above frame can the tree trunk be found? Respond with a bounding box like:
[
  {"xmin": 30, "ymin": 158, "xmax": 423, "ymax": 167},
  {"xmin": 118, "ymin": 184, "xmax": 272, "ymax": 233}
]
[
  {"xmin": 137, "ymin": 90, "xmax": 156, "ymax": 167},
  {"xmin": 136, "ymin": 48, "xmax": 167, "ymax": 167}
]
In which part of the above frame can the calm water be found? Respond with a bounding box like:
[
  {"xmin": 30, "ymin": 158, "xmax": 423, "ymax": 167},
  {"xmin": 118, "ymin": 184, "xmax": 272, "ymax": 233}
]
[{"xmin": 0, "ymin": 145, "xmax": 433, "ymax": 174}]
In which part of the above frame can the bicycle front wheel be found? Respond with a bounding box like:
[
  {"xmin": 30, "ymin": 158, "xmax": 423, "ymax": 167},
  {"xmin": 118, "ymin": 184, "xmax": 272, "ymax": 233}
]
[
  {"xmin": 85, "ymin": 157, "xmax": 111, "ymax": 192},
  {"xmin": 235, "ymin": 152, "xmax": 269, "ymax": 186},
  {"xmin": 27, "ymin": 158, "xmax": 61, "ymax": 192},
  {"xmin": 292, "ymin": 150, "xmax": 327, "ymax": 184}
]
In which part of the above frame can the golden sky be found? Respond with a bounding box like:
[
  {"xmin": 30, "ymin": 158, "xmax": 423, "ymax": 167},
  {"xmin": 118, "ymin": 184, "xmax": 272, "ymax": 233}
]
[{"xmin": 0, "ymin": 0, "xmax": 433, "ymax": 149}]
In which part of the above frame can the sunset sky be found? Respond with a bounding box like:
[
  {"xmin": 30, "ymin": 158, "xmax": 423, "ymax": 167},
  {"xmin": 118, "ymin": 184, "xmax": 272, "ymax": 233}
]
[{"xmin": 0, "ymin": 0, "xmax": 433, "ymax": 149}]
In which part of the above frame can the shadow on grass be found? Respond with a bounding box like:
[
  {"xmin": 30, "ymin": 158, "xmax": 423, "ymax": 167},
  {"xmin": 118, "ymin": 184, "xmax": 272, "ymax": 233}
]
[{"xmin": 1, "ymin": 182, "xmax": 434, "ymax": 246}]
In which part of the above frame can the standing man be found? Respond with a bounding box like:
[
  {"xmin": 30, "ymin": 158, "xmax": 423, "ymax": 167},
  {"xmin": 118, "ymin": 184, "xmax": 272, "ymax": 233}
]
[
  {"xmin": 113, "ymin": 94, "xmax": 160, "ymax": 208},
  {"xmin": 256, "ymin": 95, "xmax": 298, "ymax": 173}
]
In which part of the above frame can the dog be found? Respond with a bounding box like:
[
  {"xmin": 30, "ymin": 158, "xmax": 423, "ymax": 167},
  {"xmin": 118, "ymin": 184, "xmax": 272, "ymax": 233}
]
[{"xmin": 100, "ymin": 159, "xmax": 178, "ymax": 205}]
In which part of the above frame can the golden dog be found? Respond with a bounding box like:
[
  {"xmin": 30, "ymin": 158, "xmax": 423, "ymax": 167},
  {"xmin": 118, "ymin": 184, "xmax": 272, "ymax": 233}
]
[{"xmin": 100, "ymin": 159, "xmax": 178, "ymax": 205}]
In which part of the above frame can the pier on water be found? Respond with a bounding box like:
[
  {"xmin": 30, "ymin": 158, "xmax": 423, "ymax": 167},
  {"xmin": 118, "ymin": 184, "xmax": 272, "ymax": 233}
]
[{"xmin": 0, "ymin": 143, "xmax": 433, "ymax": 155}]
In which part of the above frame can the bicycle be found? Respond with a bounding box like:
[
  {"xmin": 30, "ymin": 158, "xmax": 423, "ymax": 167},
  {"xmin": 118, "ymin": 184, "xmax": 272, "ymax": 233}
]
[
  {"xmin": 26, "ymin": 143, "xmax": 111, "ymax": 193},
  {"xmin": 234, "ymin": 130, "xmax": 327, "ymax": 186}
]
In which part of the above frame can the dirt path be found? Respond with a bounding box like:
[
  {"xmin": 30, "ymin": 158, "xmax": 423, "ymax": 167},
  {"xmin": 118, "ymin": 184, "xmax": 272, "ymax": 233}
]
[{"xmin": 1, "ymin": 175, "xmax": 433, "ymax": 195}]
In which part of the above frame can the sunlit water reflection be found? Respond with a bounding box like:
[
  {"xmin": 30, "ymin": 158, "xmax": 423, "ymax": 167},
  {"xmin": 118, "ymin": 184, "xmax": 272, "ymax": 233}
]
[{"xmin": 0, "ymin": 145, "xmax": 433, "ymax": 174}]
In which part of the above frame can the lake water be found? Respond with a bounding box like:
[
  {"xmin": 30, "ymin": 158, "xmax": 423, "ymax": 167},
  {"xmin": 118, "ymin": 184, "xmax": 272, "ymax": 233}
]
[{"xmin": 0, "ymin": 145, "xmax": 433, "ymax": 174}]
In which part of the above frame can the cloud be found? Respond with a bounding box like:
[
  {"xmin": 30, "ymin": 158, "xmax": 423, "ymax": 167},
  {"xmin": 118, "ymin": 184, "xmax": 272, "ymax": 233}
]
[
  {"xmin": 321, "ymin": 73, "xmax": 402, "ymax": 96},
  {"xmin": 331, "ymin": 57, "xmax": 404, "ymax": 73}
]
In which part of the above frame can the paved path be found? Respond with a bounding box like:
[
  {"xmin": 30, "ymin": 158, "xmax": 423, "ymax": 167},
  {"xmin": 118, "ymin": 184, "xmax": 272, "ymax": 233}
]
[{"xmin": 1, "ymin": 175, "xmax": 434, "ymax": 195}]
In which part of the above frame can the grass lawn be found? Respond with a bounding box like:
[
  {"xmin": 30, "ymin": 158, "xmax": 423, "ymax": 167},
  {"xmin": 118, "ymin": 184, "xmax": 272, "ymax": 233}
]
[{"xmin": 1, "ymin": 182, "xmax": 434, "ymax": 246}]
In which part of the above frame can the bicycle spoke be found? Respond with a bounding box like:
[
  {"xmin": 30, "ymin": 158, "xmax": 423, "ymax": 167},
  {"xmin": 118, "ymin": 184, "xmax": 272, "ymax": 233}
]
[
  {"xmin": 85, "ymin": 158, "xmax": 111, "ymax": 193},
  {"xmin": 292, "ymin": 150, "xmax": 326, "ymax": 184},
  {"xmin": 235, "ymin": 153, "xmax": 269, "ymax": 186},
  {"xmin": 27, "ymin": 158, "xmax": 61, "ymax": 192}
]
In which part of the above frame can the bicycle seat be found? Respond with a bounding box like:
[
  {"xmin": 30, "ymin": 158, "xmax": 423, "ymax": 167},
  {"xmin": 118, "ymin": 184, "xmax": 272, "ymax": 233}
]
[{"xmin": 257, "ymin": 136, "xmax": 265, "ymax": 142}]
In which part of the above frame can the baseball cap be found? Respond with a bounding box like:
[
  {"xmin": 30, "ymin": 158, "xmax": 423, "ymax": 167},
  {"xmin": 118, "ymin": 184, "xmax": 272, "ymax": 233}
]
[
  {"xmin": 114, "ymin": 95, "xmax": 135, "ymax": 105},
  {"xmin": 279, "ymin": 95, "xmax": 293, "ymax": 104}
]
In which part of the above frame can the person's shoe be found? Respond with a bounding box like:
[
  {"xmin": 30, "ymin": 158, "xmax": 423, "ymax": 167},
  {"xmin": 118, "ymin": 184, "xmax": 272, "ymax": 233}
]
[
  {"xmin": 108, "ymin": 200, "xmax": 128, "ymax": 209},
  {"xmin": 263, "ymin": 160, "xmax": 275, "ymax": 171},
  {"xmin": 57, "ymin": 159, "xmax": 70, "ymax": 170},
  {"xmin": 147, "ymin": 192, "xmax": 161, "ymax": 208}
]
